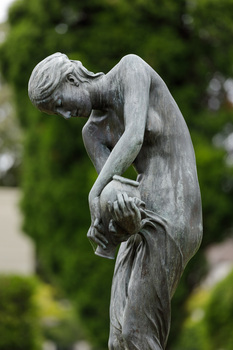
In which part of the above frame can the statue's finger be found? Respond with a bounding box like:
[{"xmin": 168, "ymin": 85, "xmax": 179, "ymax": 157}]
[
  {"xmin": 133, "ymin": 197, "xmax": 145, "ymax": 208},
  {"xmin": 109, "ymin": 219, "xmax": 117, "ymax": 233},
  {"xmin": 87, "ymin": 227, "xmax": 95, "ymax": 240},
  {"xmin": 133, "ymin": 206, "xmax": 141, "ymax": 219},
  {"xmin": 113, "ymin": 201, "xmax": 122, "ymax": 221},
  {"xmin": 94, "ymin": 230, "xmax": 108, "ymax": 248},
  {"xmin": 117, "ymin": 193, "xmax": 125, "ymax": 212},
  {"xmin": 94, "ymin": 218, "xmax": 105, "ymax": 233},
  {"xmin": 87, "ymin": 225, "xmax": 108, "ymax": 249},
  {"xmin": 122, "ymin": 192, "xmax": 129, "ymax": 204},
  {"xmin": 94, "ymin": 218, "xmax": 100, "ymax": 227},
  {"xmin": 94, "ymin": 238, "xmax": 107, "ymax": 249},
  {"xmin": 123, "ymin": 195, "xmax": 134, "ymax": 214},
  {"xmin": 87, "ymin": 228, "xmax": 92, "ymax": 239},
  {"xmin": 131, "ymin": 199, "xmax": 142, "ymax": 215},
  {"xmin": 108, "ymin": 201, "xmax": 113, "ymax": 213}
]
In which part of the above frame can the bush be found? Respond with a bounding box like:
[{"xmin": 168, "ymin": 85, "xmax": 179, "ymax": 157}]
[
  {"xmin": 173, "ymin": 288, "xmax": 210, "ymax": 350},
  {"xmin": 0, "ymin": 275, "xmax": 42, "ymax": 350},
  {"xmin": 205, "ymin": 268, "xmax": 233, "ymax": 350},
  {"xmin": 35, "ymin": 283, "xmax": 83, "ymax": 349},
  {"xmin": 173, "ymin": 268, "xmax": 233, "ymax": 350}
]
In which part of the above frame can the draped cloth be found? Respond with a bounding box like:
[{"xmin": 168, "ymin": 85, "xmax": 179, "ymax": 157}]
[{"xmin": 109, "ymin": 208, "xmax": 185, "ymax": 350}]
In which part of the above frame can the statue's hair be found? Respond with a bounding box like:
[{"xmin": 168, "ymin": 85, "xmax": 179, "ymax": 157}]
[{"xmin": 28, "ymin": 52, "xmax": 104, "ymax": 105}]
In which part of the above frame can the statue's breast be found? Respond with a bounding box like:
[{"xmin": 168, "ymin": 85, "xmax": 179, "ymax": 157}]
[
  {"xmin": 105, "ymin": 109, "xmax": 125, "ymax": 149},
  {"xmin": 144, "ymin": 109, "xmax": 163, "ymax": 145},
  {"xmin": 89, "ymin": 108, "xmax": 124, "ymax": 150}
]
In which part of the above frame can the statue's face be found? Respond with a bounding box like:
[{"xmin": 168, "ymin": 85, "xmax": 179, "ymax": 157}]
[{"xmin": 39, "ymin": 80, "xmax": 92, "ymax": 119}]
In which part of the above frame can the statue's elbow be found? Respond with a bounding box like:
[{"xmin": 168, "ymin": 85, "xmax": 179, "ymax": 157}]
[{"xmin": 134, "ymin": 136, "xmax": 143, "ymax": 149}]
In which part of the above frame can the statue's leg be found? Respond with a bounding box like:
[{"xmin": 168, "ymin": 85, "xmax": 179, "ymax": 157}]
[
  {"xmin": 120, "ymin": 225, "xmax": 174, "ymax": 350},
  {"xmin": 108, "ymin": 240, "xmax": 137, "ymax": 350},
  {"xmin": 109, "ymin": 224, "xmax": 182, "ymax": 350},
  {"xmin": 121, "ymin": 297, "xmax": 165, "ymax": 350}
]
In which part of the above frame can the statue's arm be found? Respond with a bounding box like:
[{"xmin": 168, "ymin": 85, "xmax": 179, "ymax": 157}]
[
  {"xmin": 89, "ymin": 57, "xmax": 150, "ymax": 204},
  {"xmin": 87, "ymin": 56, "xmax": 151, "ymax": 247},
  {"xmin": 82, "ymin": 118, "xmax": 111, "ymax": 174}
]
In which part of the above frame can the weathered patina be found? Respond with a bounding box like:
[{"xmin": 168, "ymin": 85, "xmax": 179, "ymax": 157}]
[{"xmin": 28, "ymin": 53, "xmax": 203, "ymax": 349}]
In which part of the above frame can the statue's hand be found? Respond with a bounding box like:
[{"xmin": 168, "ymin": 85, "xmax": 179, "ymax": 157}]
[
  {"xmin": 87, "ymin": 196, "xmax": 108, "ymax": 249},
  {"xmin": 87, "ymin": 218, "xmax": 108, "ymax": 249},
  {"xmin": 109, "ymin": 192, "xmax": 144, "ymax": 235},
  {"xmin": 108, "ymin": 219, "xmax": 131, "ymax": 244}
]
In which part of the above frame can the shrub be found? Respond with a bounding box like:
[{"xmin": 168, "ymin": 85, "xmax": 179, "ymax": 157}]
[
  {"xmin": 0, "ymin": 275, "xmax": 42, "ymax": 350},
  {"xmin": 205, "ymin": 268, "xmax": 233, "ymax": 350},
  {"xmin": 172, "ymin": 288, "xmax": 210, "ymax": 350}
]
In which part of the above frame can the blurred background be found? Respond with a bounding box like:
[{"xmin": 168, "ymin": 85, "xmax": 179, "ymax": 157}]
[{"xmin": 0, "ymin": 0, "xmax": 233, "ymax": 349}]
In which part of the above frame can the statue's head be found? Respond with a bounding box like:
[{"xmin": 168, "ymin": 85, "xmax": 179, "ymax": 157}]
[{"xmin": 28, "ymin": 52, "xmax": 104, "ymax": 119}]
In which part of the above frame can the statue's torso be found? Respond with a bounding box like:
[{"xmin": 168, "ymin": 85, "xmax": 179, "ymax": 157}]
[{"xmin": 88, "ymin": 60, "xmax": 202, "ymax": 258}]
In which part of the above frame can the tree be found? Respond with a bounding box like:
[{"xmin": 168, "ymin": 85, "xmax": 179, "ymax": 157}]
[
  {"xmin": 0, "ymin": 31, "xmax": 22, "ymax": 187},
  {"xmin": 1, "ymin": 0, "xmax": 233, "ymax": 348}
]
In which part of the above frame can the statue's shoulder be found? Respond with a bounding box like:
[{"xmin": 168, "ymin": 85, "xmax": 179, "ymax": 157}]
[
  {"xmin": 113, "ymin": 54, "xmax": 151, "ymax": 81},
  {"xmin": 119, "ymin": 54, "xmax": 147, "ymax": 67}
]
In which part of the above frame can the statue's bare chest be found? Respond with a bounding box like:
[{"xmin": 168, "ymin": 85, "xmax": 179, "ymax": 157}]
[{"xmin": 91, "ymin": 108, "xmax": 125, "ymax": 150}]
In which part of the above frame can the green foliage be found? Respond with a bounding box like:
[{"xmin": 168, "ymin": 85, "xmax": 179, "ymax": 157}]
[
  {"xmin": 205, "ymin": 269, "xmax": 233, "ymax": 349},
  {"xmin": 1, "ymin": 0, "xmax": 233, "ymax": 348},
  {"xmin": 36, "ymin": 283, "xmax": 83, "ymax": 348},
  {"xmin": 173, "ymin": 287, "xmax": 210, "ymax": 350},
  {"xmin": 0, "ymin": 275, "xmax": 42, "ymax": 350},
  {"xmin": 174, "ymin": 321, "xmax": 209, "ymax": 350},
  {"xmin": 170, "ymin": 250, "xmax": 208, "ymax": 344},
  {"xmin": 173, "ymin": 268, "xmax": 233, "ymax": 350}
]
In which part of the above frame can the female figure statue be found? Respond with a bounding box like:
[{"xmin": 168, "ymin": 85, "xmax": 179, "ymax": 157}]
[{"xmin": 28, "ymin": 53, "xmax": 202, "ymax": 350}]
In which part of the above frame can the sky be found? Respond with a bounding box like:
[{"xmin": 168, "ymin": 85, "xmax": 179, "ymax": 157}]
[{"xmin": 0, "ymin": 0, "xmax": 15, "ymax": 23}]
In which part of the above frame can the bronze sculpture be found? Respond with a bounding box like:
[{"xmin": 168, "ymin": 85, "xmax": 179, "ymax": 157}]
[{"xmin": 28, "ymin": 53, "xmax": 203, "ymax": 350}]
